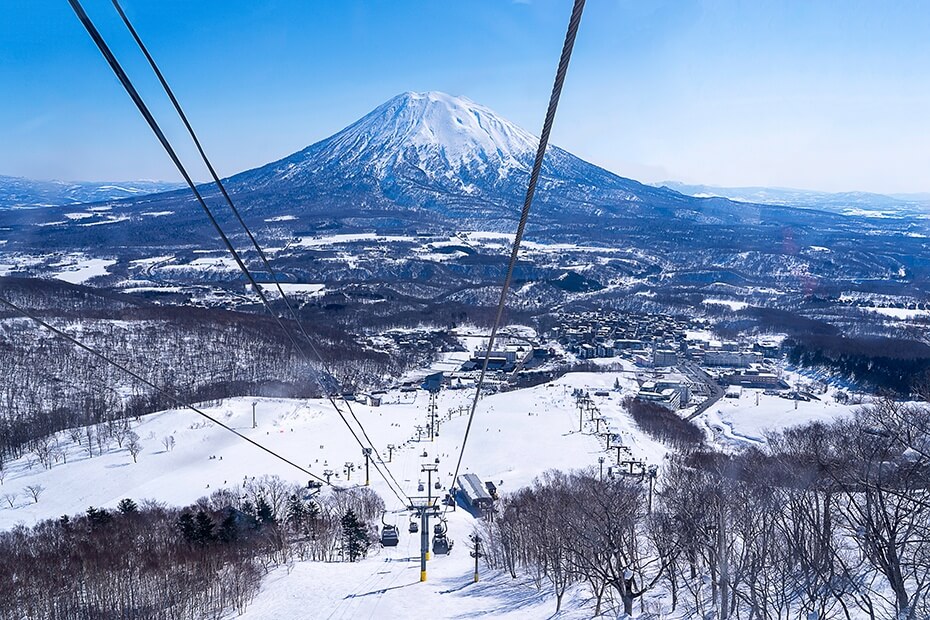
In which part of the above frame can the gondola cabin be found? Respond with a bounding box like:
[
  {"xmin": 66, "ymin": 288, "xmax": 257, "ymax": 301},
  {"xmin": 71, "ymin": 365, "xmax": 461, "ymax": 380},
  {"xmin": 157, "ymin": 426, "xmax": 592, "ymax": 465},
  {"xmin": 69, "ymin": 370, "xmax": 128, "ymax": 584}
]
[{"xmin": 380, "ymin": 524, "xmax": 399, "ymax": 547}]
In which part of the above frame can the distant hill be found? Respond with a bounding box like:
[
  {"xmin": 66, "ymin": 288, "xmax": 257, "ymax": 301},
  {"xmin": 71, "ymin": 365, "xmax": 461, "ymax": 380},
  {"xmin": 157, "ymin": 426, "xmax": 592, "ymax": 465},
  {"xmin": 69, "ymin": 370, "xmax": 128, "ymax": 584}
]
[
  {"xmin": 0, "ymin": 175, "xmax": 183, "ymax": 209},
  {"xmin": 657, "ymin": 181, "xmax": 930, "ymax": 218}
]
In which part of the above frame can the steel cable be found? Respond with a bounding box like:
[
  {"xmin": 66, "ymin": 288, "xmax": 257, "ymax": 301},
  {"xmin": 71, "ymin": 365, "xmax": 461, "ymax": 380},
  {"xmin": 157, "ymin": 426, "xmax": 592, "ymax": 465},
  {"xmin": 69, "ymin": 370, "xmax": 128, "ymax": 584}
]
[{"xmin": 449, "ymin": 0, "xmax": 587, "ymax": 490}]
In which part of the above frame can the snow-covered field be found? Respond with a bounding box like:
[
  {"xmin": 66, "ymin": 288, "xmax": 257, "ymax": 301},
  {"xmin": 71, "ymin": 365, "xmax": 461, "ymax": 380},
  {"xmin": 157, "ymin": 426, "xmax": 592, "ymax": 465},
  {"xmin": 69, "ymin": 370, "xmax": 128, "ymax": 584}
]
[
  {"xmin": 694, "ymin": 385, "xmax": 857, "ymax": 448},
  {"xmin": 51, "ymin": 257, "xmax": 117, "ymax": 284},
  {"xmin": 867, "ymin": 306, "xmax": 930, "ymax": 319},
  {"xmin": 258, "ymin": 282, "xmax": 326, "ymax": 297},
  {"xmin": 0, "ymin": 365, "xmax": 691, "ymax": 617},
  {"xmin": 702, "ymin": 298, "xmax": 749, "ymax": 311},
  {"xmin": 0, "ymin": 373, "xmax": 657, "ymax": 528},
  {"xmin": 0, "ymin": 338, "xmax": 860, "ymax": 618}
]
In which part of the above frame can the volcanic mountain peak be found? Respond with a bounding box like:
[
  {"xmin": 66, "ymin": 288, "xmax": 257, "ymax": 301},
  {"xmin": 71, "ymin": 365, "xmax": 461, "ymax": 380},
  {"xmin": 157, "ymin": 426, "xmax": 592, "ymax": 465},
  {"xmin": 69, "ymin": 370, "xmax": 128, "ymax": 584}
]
[{"xmin": 271, "ymin": 91, "xmax": 543, "ymax": 183}]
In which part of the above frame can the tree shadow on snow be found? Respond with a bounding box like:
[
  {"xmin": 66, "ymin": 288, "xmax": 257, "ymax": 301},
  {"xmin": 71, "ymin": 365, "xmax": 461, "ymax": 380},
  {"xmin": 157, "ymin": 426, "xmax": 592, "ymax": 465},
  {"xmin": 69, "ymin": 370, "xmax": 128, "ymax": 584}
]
[
  {"xmin": 441, "ymin": 573, "xmax": 553, "ymax": 618},
  {"xmin": 344, "ymin": 580, "xmax": 419, "ymax": 599}
]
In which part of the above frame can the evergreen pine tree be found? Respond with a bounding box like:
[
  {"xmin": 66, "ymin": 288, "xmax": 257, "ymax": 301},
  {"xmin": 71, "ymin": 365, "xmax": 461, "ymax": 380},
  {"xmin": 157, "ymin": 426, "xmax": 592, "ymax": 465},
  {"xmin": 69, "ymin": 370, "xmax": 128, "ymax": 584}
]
[
  {"xmin": 218, "ymin": 511, "xmax": 238, "ymax": 543},
  {"xmin": 341, "ymin": 509, "xmax": 369, "ymax": 562},
  {"xmin": 117, "ymin": 498, "xmax": 138, "ymax": 516},
  {"xmin": 241, "ymin": 499, "xmax": 254, "ymax": 515},
  {"xmin": 286, "ymin": 494, "xmax": 305, "ymax": 532},
  {"xmin": 306, "ymin": 499, "xmax": 320, "ymax": 522},
  {"xmin": 194, "ymin": 510, "xmax": 216, "ymax": 546},
  {"xmin": 177, "ymin": 512, "xmax": 197, "ymax": 544},
  {"xmin": 86, "ymin": 506, "xmax": 112, "ymax": 530},
  {"xmin": 256, "ymin": 496, "xmax": 275, "ymax": 525}
]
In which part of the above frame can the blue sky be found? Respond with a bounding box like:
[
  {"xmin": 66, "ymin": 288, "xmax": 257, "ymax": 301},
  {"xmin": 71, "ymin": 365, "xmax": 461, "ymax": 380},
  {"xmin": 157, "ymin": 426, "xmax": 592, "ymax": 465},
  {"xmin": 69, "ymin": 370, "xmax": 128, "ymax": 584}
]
[{"xmin": 3, "ymin": 0, "xmax": 930, "ymax": 193}]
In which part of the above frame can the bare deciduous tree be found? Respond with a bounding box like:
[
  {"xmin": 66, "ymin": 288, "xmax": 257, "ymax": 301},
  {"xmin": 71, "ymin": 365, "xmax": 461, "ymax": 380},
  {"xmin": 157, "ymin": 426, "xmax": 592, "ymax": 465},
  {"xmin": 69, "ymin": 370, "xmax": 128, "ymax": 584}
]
[
  {"xmin": 126, "ymin": 432, "xmax": 143, "ymax": 464},
  {"xmin": 25, "ymin": 484, "xmax": 44, "ymax": 503}
]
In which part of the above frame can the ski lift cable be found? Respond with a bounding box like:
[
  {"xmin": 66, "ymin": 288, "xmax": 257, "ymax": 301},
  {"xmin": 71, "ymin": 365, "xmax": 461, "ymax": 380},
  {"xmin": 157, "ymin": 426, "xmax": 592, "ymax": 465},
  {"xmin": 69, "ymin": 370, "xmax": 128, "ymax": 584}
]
[
  {"xmin": 341, "ymin": 398, "xmax": 411, "ymax": 504},
  {"xmin": 65, "ymin": 0, "xmax": 310, "ymax": 362},
  {"xmin": 110, "ymin": 0, "xmax": 325, "ymax": 367},
  {"xmin": 110, "ymin": 0, "xmax": 410, "ymax": 504},
  {"xmin": 0, "ymin": 294, "xmax": 331, "ymax": 487},
  {"xmin": 327, "ymin": 396, "xmax": 410, "ymax": 506},
  {"xmin": 68, "ymin": 0, "xmax": 411, "ymax": 505},
  {"xmin": 448, "ymin": 0, "xmax": 587, "ymax": 492}
]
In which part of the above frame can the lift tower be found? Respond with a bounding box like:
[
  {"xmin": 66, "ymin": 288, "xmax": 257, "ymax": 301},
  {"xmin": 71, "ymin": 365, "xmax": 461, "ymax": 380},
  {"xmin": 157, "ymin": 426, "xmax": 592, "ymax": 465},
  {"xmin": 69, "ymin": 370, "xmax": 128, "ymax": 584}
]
[
  {"xmin": 408, "ymin": 496, "xmax": 440, "ymax": 582},
  {"xmin": 428, "ymin": 390, "xmax": 439, "ymax": 440},
  {"xmin": 362, "ymin": 448, "xmax": 372, "ymax": 486},
  {"xmin": 421, "ymin": 462, "xmax": 438, "ymax": 506}
]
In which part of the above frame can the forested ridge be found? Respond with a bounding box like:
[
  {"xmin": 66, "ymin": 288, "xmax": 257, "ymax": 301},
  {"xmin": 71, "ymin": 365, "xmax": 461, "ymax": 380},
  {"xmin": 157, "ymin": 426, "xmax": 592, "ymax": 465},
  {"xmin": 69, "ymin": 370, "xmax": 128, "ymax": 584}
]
[{"xmin": 0, "ymin": 277, "xmax": 434, "ymax": 463}]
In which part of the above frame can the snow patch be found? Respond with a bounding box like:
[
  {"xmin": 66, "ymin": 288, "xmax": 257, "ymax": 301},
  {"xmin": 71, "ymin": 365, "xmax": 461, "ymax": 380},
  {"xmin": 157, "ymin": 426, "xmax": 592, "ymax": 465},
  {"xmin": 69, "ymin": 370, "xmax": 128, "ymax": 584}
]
[{"xmin": 52, "ymin": 258, "xmax": 117, "ymax": 284}]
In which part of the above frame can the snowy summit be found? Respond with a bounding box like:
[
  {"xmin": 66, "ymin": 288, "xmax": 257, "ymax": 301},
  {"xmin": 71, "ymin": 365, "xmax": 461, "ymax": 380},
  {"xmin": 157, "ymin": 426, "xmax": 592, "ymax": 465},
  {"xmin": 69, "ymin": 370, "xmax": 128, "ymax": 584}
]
[{"xmin": 296, "ymin": 91, "xmax": 540, "ymax": 180}]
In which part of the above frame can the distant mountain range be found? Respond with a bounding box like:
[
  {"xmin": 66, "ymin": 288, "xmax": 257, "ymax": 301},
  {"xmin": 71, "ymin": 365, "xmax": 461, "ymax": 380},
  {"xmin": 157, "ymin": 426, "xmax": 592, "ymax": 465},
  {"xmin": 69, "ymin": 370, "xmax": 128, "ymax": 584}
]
[
  {"xmin": 657, "ymin": 181, "xmax": 930, "ymax": 218},
  {"xmin": 0, "ymin": 175, "xmax": 183, "ymax": 209}
]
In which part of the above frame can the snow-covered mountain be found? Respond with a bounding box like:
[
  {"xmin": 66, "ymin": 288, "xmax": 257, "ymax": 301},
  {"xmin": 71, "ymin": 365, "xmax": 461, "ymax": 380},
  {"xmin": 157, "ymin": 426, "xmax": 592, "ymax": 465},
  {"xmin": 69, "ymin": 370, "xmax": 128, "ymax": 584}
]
[
  {"xmin": 0, "ymin": 175, "xmax": 184, "ymax": 209},
  {"xmin": 227, "ymin": 91, "xmax": 692, "ymax": 223},
  {"xmin": 278, "ymin": 91, "xmax": 541, "ymax": 183},
  {"xmin": 6, "ymin": 90, "xmax": 926, "ymax": 281}
]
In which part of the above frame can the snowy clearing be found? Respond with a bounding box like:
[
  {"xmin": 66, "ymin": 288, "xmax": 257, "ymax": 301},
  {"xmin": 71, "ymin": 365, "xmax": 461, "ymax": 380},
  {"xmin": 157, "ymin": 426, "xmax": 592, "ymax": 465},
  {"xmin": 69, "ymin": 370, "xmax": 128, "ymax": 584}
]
[
  {"xmin": 702, "ymin": 298, "xmax": 749, "ymax": 311},
  {"xmin": 258, "ymin": 283, "xmax": 326, "ymax": 297},
  {"xmin": 51, "ymin": 258, "xmax": 117, "ymax": 284}
]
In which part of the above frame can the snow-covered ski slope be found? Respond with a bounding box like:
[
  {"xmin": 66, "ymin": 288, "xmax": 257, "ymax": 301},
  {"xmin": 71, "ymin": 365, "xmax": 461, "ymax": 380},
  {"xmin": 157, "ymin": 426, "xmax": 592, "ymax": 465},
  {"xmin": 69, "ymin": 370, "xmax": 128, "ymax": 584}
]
[
  {"xmin": 0, "ymin": 353, "xmax": 858, "ymax": 617},
  {"xmin": 0, "ymin": 371, "xmax": 657, "ymax": 528}
]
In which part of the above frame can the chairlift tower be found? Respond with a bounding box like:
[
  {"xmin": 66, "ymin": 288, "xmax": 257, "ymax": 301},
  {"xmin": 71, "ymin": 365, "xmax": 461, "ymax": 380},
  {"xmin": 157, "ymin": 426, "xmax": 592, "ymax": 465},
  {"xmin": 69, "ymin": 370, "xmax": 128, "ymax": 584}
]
[
  {"xmin": 646, "ymin": 464, "xmax": 659, "ymax": 514},
  {"xmin": 428, "ymin": 390, "xmax": 439, "ymax": 440},
  {"xmin": 470, "ymin": 534, "xmax": 483, "ymax": 583},
  {"xmin": 421, "ymin": 463, "xmax": 438, "ymax": 506},
  {"xmin": 362, "ymin": 448, "xmax": 373, "ymax": 486},
  {"xmin": 408, "ymin": 496, "xmax": 440, "ymax": 581}
]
